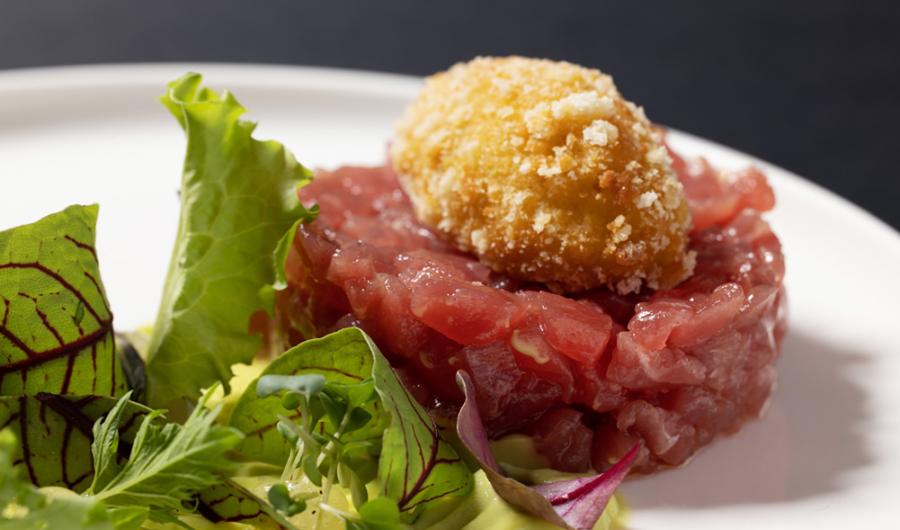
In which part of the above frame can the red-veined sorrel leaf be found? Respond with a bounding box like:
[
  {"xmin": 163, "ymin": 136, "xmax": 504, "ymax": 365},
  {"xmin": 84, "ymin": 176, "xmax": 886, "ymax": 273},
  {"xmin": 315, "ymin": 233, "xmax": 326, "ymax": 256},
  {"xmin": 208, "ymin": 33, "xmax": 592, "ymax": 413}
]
[
  {"xmin": 0, "ymin": 394, "xmax": 150, "ymax": 490},
  {"xmin": 456, "ymin": 371, "xmax": 637, "ymax": 530},
  {"xmin": 365, "ymin": 331, "xmax": 472, "ymax": 520},
  {"xmin": 195, "ymin": 478, "xmax": 298, "ymax": 530},
  {"xmin": 0, "ymin": 428, "xmax": 120, "ymax": 530},
  {"xmin": 0, "ymin": 205, "xmax": 126, "ymax": 398}
]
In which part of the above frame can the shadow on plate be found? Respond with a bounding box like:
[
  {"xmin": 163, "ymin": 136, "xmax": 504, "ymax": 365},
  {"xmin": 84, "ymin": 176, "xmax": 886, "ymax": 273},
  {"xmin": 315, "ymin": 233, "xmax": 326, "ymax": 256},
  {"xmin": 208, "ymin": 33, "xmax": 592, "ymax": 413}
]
[{"xmin": 623, "ymin": 329, "xmax": 873, "ymax": 508}]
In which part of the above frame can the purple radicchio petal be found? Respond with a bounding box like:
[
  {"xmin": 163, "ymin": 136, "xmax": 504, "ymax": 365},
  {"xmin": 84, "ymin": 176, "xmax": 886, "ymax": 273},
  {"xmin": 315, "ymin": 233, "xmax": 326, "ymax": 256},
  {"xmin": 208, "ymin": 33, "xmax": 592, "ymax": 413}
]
[{"xmin": 455, "ymin": 370, "xmax": 638, "ymax": 530}]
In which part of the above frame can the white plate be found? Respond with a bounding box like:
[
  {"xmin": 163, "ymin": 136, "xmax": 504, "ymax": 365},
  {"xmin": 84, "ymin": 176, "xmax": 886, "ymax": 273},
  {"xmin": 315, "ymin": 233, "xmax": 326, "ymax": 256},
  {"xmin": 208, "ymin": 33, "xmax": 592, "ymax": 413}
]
[{"xmin": 1, "ymin": 64, "xmax": 899, "ymax": 530}]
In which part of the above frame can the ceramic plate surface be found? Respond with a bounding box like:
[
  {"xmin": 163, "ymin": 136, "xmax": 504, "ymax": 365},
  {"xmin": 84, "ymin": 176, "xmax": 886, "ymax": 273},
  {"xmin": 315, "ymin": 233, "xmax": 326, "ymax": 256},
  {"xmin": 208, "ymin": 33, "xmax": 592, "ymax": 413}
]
[{"xmin": 1, "ymin": 64, "xmax": 898, "ymax": 529}]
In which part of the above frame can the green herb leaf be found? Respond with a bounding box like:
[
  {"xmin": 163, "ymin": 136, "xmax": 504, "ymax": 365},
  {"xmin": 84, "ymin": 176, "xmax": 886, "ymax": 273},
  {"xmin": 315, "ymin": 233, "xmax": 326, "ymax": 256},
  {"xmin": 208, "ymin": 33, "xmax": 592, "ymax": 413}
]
[
  {"xmin": 87, "ymin": 392, "xmax": 133, "ymax": 494},
  {"xmin": 0, "ymin": 391, "xmax": 240, "ymax": 525},
  {"xmin": 91, "ymin": 388, "xmax": 243, "ymax": 511},
  {"xmin": 230, "ymin": 327, "xmax": 472, "ymax": 521},
  {"xmin": 0, "ymin": 205, "xmax": 126, "ymax": 398},
  {"xmin": 146, "ymin": 73, "xmax": 317, "ymax": 406},
  {"xmin": 104, "ymin": 506, "xmax": 149, "ymax": 530}
]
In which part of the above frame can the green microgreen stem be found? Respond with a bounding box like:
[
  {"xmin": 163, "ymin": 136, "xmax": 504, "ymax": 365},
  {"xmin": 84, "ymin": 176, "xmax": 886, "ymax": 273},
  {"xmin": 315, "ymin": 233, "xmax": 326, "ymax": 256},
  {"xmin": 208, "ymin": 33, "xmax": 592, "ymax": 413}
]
[
  {"xmin": 315, "ymin": 406, "xmax": 354, "ymax": 530},
  {"xmin": 278, "ymin": 414, "xmax": 320, "ymax": 482}
]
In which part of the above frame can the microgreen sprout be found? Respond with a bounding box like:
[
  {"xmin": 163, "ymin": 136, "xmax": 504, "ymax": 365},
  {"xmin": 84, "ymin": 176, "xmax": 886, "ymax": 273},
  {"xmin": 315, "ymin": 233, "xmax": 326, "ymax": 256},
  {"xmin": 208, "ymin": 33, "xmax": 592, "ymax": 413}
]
[
  {"xmin": 257, "ymin": 373, "xmax": 380, "ymax": 528},
  {"xmin": 267, "ymin": 483, "xmax": 317, "ymax": 517}
]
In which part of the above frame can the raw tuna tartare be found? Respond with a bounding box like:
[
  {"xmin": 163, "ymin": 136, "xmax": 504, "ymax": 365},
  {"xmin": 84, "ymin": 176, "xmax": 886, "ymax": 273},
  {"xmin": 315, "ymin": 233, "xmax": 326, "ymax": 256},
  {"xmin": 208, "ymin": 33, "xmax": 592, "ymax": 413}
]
[{"xmin": 275, "ymin": 57, "xmax": 787, "ymax": 474}]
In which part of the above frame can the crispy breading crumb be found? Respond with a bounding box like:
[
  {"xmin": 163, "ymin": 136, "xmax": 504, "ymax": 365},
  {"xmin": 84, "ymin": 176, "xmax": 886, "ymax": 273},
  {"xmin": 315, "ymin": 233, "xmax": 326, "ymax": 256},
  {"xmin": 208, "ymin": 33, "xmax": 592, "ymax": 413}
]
[{"xmin": 391, "ymin": 56, "xmax": 693, "ymax": 293}]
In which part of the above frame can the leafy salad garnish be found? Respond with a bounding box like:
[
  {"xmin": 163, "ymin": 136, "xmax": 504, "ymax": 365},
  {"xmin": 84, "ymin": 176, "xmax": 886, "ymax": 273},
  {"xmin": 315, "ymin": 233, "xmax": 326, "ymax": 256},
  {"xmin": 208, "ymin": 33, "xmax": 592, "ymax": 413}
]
[
  {"xmin": 84, "ymin": 389, "xmax": 242, "ymax": 514},
  {"xmin": 231, "ymin": 327, "xmax": 473, "ymax": 527},
  {"xmin": 0, "ymin": 73, "xmax": 630, "ymax": 530},
  {"xmin": 0, "ymin": 388, "xmax": 241, "ymax": 529},
  {"xmin": 146, "ymin": 73, "xmax": 318, "ymax": 407}
]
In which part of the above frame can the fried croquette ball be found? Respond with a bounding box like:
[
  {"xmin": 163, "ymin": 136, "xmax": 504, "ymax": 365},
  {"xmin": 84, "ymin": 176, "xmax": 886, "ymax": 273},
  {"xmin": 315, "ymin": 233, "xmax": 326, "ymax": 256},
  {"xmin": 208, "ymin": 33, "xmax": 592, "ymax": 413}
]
[{"xmin": 390, "ymin": 56, "xmax": 694, "ymax": 293}]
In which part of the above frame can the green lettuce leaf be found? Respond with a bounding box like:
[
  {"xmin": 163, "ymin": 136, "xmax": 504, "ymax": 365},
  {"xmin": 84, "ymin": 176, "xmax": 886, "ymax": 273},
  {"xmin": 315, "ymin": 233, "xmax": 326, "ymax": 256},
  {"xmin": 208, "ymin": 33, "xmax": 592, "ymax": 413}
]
[
  {"xmin": 0, "ymin": 205, "xmax": 126, "ymax": 398},
  {"xmin": 229, "ymin": 327, "xmax": 472, "ymax": 521},
  {"xmin": 146, "ymin": 73, "xmax": 317, "ymax": 406},
  {"xmin": 271, "ymin": 217, "xmax": 304, "ymax": 292}
]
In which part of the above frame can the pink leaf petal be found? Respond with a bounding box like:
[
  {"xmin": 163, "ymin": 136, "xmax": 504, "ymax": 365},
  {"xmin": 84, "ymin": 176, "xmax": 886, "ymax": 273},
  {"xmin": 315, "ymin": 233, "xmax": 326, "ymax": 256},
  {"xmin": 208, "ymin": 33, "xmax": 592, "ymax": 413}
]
[
  {"xmin": 533, "ymin": 444, "xmax": 639, "ymax": 528},
  {"xmin": 455, "ymin": 370, "xmax": 638, "ymax": 530}
]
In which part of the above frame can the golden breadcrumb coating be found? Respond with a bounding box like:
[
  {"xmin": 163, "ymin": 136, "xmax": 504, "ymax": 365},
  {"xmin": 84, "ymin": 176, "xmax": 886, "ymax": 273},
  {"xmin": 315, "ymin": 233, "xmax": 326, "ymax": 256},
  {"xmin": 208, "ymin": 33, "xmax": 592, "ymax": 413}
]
[{"xmin": 390, "ymin": 56, "xmax": 694, "ymax": 293}]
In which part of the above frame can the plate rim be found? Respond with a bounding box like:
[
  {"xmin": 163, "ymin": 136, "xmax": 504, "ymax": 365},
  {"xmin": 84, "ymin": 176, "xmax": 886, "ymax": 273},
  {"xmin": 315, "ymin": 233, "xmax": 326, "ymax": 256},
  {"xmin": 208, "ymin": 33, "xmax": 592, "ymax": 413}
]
[{"xmin": 1, "ymin": 61, "xmax": 897, "ymax": 259}]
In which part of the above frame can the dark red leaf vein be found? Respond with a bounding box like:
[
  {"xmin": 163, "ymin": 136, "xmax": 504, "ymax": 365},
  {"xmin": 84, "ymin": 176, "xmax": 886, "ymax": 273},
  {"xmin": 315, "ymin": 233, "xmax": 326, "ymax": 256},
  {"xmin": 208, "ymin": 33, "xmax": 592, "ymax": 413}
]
[
  {"xmin": 64, "ymin": 235, "xmax": 98, "ymax": 260},
  {"xmin": 401, "ymin": 484, "xmax": 469, "ymax": 512},
  {"xmin": 0, "ymin": 322, "xmax": 112, "ymax": 375},
  {"xmin": 290, "ymin": 365, "xmax": 364, "ymax": 381}
]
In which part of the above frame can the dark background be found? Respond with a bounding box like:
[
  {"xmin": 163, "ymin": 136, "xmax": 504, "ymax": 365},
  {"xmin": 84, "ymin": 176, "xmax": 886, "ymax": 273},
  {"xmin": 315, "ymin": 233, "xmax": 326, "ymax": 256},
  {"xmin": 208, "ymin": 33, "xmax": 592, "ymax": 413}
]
[{"xmin": 1, "ymin": 0, "xmax": 898, "ymax": 229}]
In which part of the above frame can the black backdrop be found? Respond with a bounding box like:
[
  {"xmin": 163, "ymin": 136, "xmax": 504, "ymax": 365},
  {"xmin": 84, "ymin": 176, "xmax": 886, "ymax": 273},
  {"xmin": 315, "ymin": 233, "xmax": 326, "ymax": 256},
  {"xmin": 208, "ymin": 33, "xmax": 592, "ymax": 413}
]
[{"xmin": 1, "ymin": 0, "xmax": 898, "ymax": 229}]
